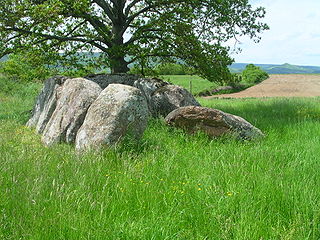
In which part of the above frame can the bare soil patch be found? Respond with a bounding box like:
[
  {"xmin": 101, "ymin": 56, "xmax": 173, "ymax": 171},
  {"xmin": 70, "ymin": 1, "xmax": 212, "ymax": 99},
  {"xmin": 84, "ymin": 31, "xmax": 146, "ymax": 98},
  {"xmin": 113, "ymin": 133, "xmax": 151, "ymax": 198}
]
[{"xmin": 206, "ymin": 74, "xmax": 320, "ymax": 98}]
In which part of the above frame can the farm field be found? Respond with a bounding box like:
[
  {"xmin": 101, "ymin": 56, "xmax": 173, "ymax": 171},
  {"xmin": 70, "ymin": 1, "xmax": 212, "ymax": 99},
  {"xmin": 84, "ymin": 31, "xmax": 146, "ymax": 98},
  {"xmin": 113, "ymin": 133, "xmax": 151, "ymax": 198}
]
[
  {"xmin": 211, "ymin": 74, "xmax": 320, "ymax": 98},
  {"xmin": 1, "ymin": 75, "xmax": 320, "ymax": 239}
]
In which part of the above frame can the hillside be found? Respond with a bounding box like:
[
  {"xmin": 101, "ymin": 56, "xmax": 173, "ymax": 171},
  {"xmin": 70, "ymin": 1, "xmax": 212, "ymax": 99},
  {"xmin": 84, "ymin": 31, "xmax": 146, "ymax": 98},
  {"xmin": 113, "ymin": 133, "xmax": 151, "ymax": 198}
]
[{"xmin": 230, "ymin": 63, "xmax": 320, "ymax": 74}]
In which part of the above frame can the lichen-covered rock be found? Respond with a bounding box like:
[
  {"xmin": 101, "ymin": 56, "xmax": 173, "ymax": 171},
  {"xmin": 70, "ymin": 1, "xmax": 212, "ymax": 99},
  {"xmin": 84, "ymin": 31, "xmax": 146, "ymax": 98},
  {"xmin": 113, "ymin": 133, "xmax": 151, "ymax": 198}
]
[
  {"xmin": 133, "ymin": 78, "xmax": 169, "ymax": 115},
  {"xmin": 41, "ymin": 78, "xmax": 102, "ymax": 146},
  {"xmin": 26, "ymin": 76, "xmax": 69, "ymax": 133},
  {"xmin": 85, "ymin": 73, "xmax": 139, "ymax": 89},
  {"xmin": 151, "ymin": 85, "xmax": 201, "ymax": 117},
  {"xmin": 165, "ymin": 106, "xmax": 264, "ymax": 140},
  {"xmin": 86, "ymin": 75, "xmax": 199, "ymax": 118},
  {"xmin": 75, "ymin": 84, "xmax": 149, "ymax": 150}
]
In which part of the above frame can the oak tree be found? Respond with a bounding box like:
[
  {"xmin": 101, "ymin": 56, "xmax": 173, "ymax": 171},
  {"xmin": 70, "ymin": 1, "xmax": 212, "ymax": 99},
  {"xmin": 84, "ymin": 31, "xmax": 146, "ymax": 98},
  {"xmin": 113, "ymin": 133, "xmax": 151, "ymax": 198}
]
[{"xmin": 0, "ymin": 0, "xmax": 268, "ymax": 82}]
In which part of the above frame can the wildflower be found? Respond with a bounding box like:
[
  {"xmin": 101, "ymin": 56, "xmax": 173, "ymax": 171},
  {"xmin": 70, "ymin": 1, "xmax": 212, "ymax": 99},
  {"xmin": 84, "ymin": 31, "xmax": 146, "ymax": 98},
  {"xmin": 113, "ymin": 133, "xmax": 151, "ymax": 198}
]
[
  {"xmin": 198, "ymin": 188, "xmax": 202, "ymax": 191},
  {"xmin": 227, "ymin": 192, "xmax": 233, "ymax": 196}
]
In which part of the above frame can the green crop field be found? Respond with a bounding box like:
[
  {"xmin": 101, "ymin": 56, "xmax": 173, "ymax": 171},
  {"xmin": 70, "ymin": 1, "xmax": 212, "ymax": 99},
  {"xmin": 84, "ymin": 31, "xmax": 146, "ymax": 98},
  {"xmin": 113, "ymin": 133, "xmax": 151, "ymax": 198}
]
[{"xmin": 1, "ymin": 75, "xmax": 320, "ymax": 239}]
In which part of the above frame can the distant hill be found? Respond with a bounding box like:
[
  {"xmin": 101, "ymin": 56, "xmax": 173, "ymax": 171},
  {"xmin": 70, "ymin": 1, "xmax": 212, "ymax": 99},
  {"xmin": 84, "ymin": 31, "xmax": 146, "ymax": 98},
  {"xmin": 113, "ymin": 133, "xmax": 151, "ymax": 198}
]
[
  {"xmin": 1, "ymin": 54, "xmax": 319, "ymax": 74},
  {"xmin": 230, "ymin": 63, "xmax": 320, "ymax": 74}
]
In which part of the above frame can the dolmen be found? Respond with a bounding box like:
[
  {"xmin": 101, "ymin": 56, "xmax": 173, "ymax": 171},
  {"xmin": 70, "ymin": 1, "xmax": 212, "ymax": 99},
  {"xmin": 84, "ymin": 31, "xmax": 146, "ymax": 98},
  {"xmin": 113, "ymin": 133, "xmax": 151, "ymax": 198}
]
[{"xmin": 27, "ymin": 74, "xmax": 263, "ymax": 150}]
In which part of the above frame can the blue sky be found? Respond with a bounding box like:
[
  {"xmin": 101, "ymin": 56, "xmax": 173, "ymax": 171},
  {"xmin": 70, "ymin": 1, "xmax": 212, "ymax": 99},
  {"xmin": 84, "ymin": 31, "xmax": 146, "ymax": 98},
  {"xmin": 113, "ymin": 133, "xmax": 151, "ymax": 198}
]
[{"xmin": 232, "ymin": 0, "xmax": 320, "ymax": 66}]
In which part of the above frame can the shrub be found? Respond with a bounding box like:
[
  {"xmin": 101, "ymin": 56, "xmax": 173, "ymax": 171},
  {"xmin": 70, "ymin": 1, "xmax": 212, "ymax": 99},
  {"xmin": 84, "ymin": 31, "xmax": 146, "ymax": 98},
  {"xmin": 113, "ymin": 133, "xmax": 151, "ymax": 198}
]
[
  {"xmin": 61, "ymin": 65, "xmax": 96, "ymax": 78},
  {"xmin": 242, "ymin": 64, "xmax": 269, "ymax": 84},
  {"xmin": 0, "ymin": 53, "xmax": 55, "ymax": 83},
  {"xmin": 225, "ymin": 73, "xmax": 242, "ymax": 87},
  {"xmin": 0, "ymin": 51, "xmax": 99, "ymax": 84},
  {"xmin": 155, "ymin": 63, "xmax": 194, "ymax": 75},
  {"xmin": 129, "ymin": 65, "xmax": 156, "ymax": 76},
  {"xmin": 155, "ymin": 63, "xmax": 184, "ymax": 75},
  {"xmin": 0, "ymin": 75, "xmax": 17, "ymax": 94}
]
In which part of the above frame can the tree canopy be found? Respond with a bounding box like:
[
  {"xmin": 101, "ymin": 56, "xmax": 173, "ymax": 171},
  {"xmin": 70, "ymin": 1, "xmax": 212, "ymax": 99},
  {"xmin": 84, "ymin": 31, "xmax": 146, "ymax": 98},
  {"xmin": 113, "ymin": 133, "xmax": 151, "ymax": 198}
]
[
  {"xmin": 0, "ymin": 0, "xmax": 268, "ymax": 82},
  {"xmin": 242, "ymin": 64, "xmax": 269, "ymax": 84}
]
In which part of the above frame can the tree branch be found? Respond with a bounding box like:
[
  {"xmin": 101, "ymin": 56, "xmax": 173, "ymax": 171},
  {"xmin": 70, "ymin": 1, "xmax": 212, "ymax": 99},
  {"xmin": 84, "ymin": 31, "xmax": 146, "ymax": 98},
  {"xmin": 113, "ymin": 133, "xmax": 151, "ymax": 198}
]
[
  {"xmin": 3, "ymin": 27, "xmax": 109, "ymax": 52},
  {"xmin": 92, "ymin": 0, "xmax": 115, "ymax": 23},
  {"xmin": 71, "ymin": 12, "xmax": 113, "ymax": 47},
  {"xmin": 126, "ymin": 4, "xmax": 154, "ymax": 24},
  {"xmin": 65, "ymin": 20, "xmax": 87, "ymax": 37},
  {"xmin": 125, "ymin": 28, "xmax": 163, "ymax": 45},
  {"xmin": 121, "ymin": 4, "xmax": 157, "ymax": 35},
  {"xmin": 124, "ymin": 0, "xmax": 142, "ymax": 16}
]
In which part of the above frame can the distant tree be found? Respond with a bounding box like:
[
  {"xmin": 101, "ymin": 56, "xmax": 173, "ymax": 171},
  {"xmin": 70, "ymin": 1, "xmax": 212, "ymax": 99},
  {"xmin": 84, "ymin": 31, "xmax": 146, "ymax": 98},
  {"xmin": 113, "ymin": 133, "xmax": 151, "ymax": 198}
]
[
  {"xmin": 0, "ymin": 0, "xmax": 268, "ymax": 83},
  {"xmin": 242, "ymin": 64, "xmax": 269, "ymax": 84}
]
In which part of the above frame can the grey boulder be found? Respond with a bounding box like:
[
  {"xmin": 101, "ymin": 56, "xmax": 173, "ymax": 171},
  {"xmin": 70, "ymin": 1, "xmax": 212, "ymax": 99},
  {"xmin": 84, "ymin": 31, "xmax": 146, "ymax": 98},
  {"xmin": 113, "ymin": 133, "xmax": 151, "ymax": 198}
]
[
  {"xmin": 42, "ymin": 78, "xmax": 102, "ymax": 145},
  {"xmin": 75, "ymin": 84, "xmax": 149, "ymax": 150},
  {"xmin": 165, "ymin": 106, "xmax": 264, "ymax": 140},
  {"xmin": 133, "ymin": 78, "xmax": 169, "ymax": 115},
  {"xmin": 86, "ymin": 74, "xmax": 200, "ymax": 117},
  {"xmin": 85, "ymin": 75, "xmax": 200, "ymax": 118},
  {"xmin": 26, "ymin": 76, "xmax": 68, "ymax": 133},
  {"xmin": 151, "ymin": 85, "xmax": 201, "ymax": 117}
]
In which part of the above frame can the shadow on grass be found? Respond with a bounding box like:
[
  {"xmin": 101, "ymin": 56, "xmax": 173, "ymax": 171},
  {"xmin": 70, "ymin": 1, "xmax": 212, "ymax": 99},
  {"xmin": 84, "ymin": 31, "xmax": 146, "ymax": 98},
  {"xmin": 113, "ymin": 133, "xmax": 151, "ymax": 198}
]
[{"xmin": 200, "ymin": 97, "xmax": 320, "ymax": 131}]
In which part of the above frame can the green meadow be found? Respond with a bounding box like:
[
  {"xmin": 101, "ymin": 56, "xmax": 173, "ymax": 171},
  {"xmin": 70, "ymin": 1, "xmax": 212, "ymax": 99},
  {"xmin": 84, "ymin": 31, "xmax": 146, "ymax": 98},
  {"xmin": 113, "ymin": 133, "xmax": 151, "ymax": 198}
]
[
  {"xmin": 161, "ymin": 75, "xmax": 217, "ymax": 95},
  {"xmin": 1, "ymin": 75, "xmax": 320, "ymax": 239}
]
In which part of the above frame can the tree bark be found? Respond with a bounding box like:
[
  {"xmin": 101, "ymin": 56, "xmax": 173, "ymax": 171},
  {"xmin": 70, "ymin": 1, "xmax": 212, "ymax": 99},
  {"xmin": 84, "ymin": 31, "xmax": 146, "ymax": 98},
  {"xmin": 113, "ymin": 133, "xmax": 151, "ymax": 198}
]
[
  {"xmin": 110, "ymin": 3, "xmax": 129, "ymax": 74},
  {"xmin": 110, "ymin": 55, "xmax": 130, "ymax": 73}
]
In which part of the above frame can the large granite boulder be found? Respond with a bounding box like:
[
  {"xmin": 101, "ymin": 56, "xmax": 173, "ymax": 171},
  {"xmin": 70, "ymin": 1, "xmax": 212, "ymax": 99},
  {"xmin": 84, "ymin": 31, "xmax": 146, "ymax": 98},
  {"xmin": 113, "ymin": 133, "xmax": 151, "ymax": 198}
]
[
  {"xmin": 26, "ymin": 76, "xmax": 68, "ymax": 133},
  {"xmin": 75, "ymin": 84, "xmax": 149, "ymax": 150},
  {"xmin": 151, "ymin": 85, "xmax": 201, "ymax": 117},
  {"xmin": 41, "ymin": 78, "xmax": 102, "ymax": 146},
  {"xmin": 165, "ymin": 106, "xmax": 264, "ymax": 140}
]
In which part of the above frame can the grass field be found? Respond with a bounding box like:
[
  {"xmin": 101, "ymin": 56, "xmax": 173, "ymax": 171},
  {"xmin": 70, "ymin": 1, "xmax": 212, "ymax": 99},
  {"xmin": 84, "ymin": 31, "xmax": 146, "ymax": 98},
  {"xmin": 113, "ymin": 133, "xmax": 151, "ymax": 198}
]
[
  {"xmin": 1, "ymin": 76, "xmax": 320, "ymax": 239},
  {"xmin": 160, "ymin": 75, "xmax": 217, "ymax": 95}
]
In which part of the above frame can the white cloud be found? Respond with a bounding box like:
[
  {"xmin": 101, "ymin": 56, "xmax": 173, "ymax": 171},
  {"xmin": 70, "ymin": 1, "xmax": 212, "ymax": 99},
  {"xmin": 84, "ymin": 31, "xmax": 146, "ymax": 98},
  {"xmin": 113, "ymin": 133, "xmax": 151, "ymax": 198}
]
[{"xmin": 232, "ymin": 0, "xmax": 320, "ymax": 66}]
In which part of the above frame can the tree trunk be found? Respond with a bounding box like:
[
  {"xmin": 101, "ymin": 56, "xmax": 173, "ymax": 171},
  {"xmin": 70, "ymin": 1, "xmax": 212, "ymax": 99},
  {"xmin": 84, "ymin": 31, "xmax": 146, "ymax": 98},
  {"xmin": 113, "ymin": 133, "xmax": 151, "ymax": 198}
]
[
  {"xmin": 110, "ymin": 3, "xmax": 129, "ymax": 74},
  {"xmin": 110, "ymin": 55, "xmax": 130, "ymax": 74}
]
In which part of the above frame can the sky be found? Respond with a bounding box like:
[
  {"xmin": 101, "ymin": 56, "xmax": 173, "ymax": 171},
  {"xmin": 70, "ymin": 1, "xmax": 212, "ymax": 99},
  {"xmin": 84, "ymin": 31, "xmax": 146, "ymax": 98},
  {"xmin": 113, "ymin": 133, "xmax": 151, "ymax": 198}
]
[{"xmin": 232, "ymin": 0, "xmax": 320, "ymax": 66}]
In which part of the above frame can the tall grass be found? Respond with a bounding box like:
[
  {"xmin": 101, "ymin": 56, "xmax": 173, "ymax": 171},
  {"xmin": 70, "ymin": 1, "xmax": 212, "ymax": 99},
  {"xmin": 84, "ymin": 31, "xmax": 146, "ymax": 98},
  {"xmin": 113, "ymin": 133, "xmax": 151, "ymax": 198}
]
[{"xmin": 1, "ymin": 78, "xmax": 320, "ymax": 239}]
